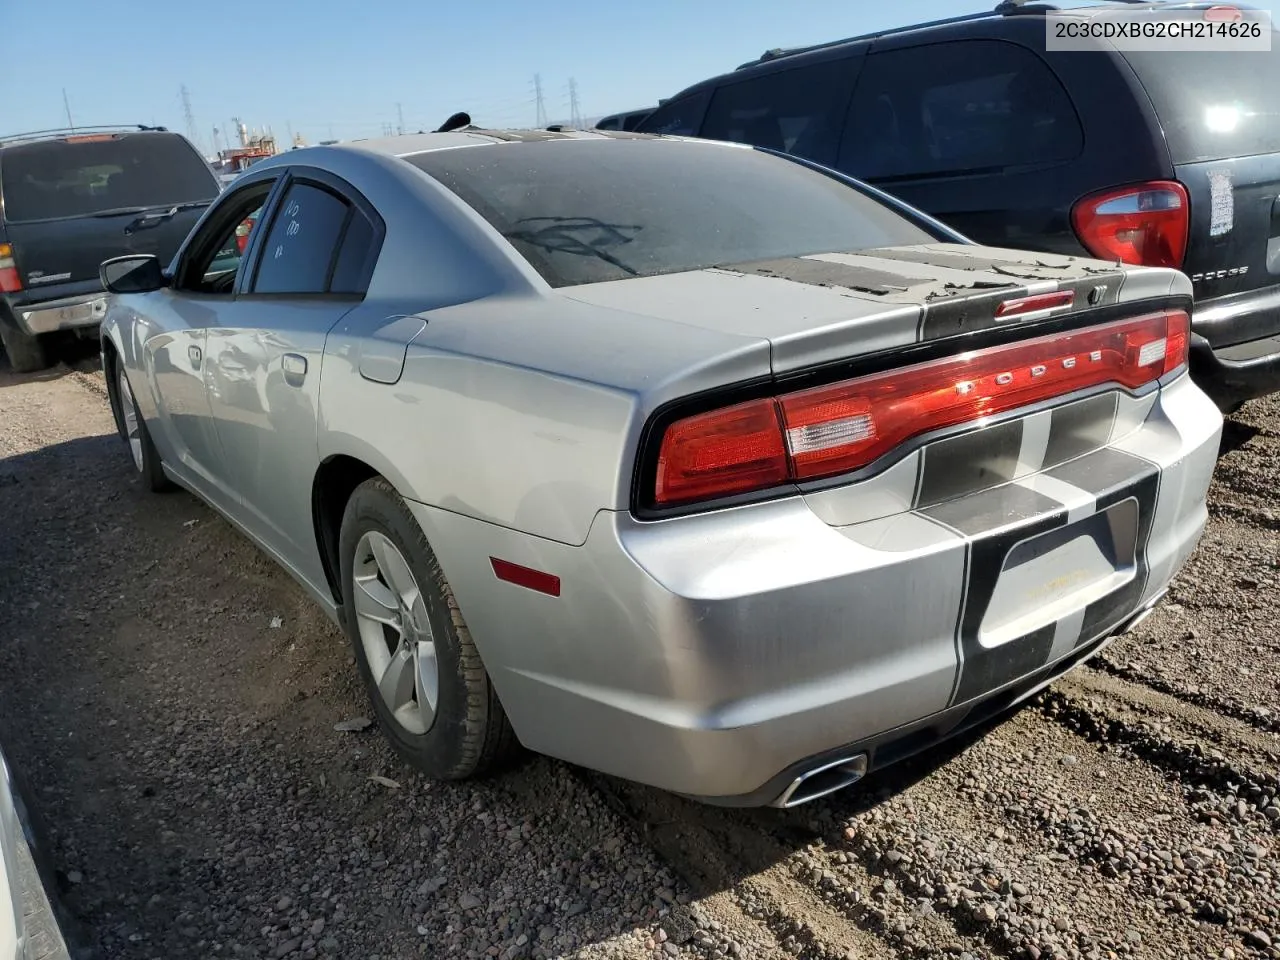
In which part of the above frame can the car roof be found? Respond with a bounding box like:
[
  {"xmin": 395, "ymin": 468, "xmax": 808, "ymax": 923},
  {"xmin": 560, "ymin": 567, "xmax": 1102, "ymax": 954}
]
[
  {"xmin": 725, "ymin": 1, "xmax": 1261, "ymax": 71},
  {"xmin": 0, "ymin": 124, "xmax": 172, "ymax": 150},
  {"xmin": 345, "ymin": 127, "xmax": 657, "ymax": 158}
]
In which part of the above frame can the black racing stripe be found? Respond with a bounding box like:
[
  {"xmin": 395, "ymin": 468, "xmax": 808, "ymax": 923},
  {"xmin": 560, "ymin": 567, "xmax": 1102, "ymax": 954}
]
[
  {"xmin": 1045, "ymin": 446, "xmax": 1154, "ymax": 498},
  {"xmin": 943, "ymin": 504, "xmax": 1070, "ymax": 706},
  {"xmin": 1043, "ymin": 393, "xmax": 1119, "ymax": 469},
  {"xmin": 953, "ymin": 623, "xmax": 1057, "ymax": 705},
  {"xmin": 1075, "ymin": 471, "xmax": 1160, "ymax": 648},
  {"xmin": 920, "ymin": 482, "xmax": 1063, "ymax": 538},
  {"xmin": 916, "ymin": 419, "xmax": 1025, "ymax": 508},
  {"xmin": 723, "ymin": 257, "xmax": 929, "ymax": 296},
  {"xmin": 937, "ymin": 443, "xmax": 1161, "ymax": 705}
]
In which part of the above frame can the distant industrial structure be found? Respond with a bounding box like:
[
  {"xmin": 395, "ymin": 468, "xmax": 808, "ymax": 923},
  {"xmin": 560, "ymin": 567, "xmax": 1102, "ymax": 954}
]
[{"xmin": 209, "ymin": 120, "xmax": 294, "ymax": 177}]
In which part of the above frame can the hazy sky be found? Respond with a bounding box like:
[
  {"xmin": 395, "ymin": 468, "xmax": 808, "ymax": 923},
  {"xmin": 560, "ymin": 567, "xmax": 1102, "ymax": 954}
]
[{"xmin": 6, "ymin": 0, "xmax": 1091, "ymax": 151}]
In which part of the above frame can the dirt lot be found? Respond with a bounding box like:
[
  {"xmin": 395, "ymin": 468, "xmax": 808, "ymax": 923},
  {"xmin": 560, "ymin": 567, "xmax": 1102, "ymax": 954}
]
[{"xmin": 0, "ymin": 352, "xmax": 1277, "ymax": 960}]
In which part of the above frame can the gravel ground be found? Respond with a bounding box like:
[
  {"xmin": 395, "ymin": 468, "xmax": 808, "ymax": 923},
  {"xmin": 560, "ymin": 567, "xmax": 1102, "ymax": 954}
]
[{"xmin": 1, "ymin": 348, "xmax": 1278, "ymax": 960}]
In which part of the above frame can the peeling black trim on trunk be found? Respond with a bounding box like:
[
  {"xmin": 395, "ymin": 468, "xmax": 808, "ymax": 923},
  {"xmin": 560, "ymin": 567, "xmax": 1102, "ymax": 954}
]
[{"xmin": 724, "ymin": 256, "xmax": 929, "ymax": 296}]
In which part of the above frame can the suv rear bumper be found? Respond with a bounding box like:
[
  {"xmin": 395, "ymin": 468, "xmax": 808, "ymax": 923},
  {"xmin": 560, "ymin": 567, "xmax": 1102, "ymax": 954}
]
[
  {"xmin": 1190, "ymin": 285, "xmax": 1280, "ymax": 409},
  {"xmin": 8, "ymin": 293, "xmax": 108, "ymax": 336}
]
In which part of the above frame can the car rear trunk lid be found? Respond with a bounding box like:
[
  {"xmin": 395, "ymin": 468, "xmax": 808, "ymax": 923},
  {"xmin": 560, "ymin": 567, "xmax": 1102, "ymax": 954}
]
[{"xmin": 562, "ymin": 243, "xmax": 1140, "ymax": 373}]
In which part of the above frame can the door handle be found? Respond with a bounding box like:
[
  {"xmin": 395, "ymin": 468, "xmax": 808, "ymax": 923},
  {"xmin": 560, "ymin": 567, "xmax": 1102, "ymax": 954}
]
[
  {"xmin": 282, "ymin": 353, "xmax": 307, "ymax": 387},
  {"xmin": 188, "ymin": 344, "xmax": 202, "ymax": 369}
]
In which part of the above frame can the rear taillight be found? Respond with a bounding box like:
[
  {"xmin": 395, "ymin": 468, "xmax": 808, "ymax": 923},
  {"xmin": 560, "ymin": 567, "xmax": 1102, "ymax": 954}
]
[
  {"xmin": 1071, "ymin": 181, "xmax": 1189, "ymax": 269},
  {"xmin": 235, "ymin": 217, "xmax": 255, "ymax": 254},
  {"xmin": 653, "ymin": 310, "xmax": 1190, "ymax": 507},
  {"xmin": 0, "ymin": 243, "xmax": 20, "ymax": 293}
]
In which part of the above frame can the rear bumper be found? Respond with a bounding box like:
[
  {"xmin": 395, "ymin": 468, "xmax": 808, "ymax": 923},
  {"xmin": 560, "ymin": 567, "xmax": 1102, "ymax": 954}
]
[
  {"xmin": 9, "ymin": 293, "xmax": 108, "ymax": 336},
  {"xmin": 1189, "ymin": 332, "xmax": 1280, "ymax": 410},
  {"xmin": 1190, "ymin": 284, "xmax": 1280, "ymax": 407},
  {"xmin": 410, "ymin": 376, "xmax": 1221, "ymax": 804}
]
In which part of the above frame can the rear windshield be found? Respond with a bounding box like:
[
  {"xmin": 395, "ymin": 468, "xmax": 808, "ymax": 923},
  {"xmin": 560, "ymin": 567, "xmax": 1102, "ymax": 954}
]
[
  {"xmin": 1122, "ymin": 46, "xmax": 1280, "ymax": 163},
  {"xmin": 1, "ymin": 132, "xmax": 219, "ymax": 223},
  {"xmin": 406, "ymin": 139, "xmax": 938, "ymax": 287}
]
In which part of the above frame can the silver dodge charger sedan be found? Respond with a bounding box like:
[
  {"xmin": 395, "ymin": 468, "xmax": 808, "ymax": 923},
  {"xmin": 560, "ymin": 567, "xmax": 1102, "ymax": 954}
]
[{"xmin": 99, "ymin": 129, "xmax": 1221, "ymax": 808}]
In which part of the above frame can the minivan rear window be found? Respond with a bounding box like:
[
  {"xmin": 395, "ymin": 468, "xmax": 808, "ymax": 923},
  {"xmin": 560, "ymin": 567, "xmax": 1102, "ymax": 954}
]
[
  {"xmin": 407, "ymin": 139, "xmax": 938, "ymax": 288},
  {"xmin": 1121, "ymin": 47, "xmax": 1280, "ymax": 164},
  {"xmin": 845, "ymin": 39, "xmax": 1083, "ymax": 181},
  {"xmin": 0, "ymin": 132, "xmax": 219, "ymax": 223}
]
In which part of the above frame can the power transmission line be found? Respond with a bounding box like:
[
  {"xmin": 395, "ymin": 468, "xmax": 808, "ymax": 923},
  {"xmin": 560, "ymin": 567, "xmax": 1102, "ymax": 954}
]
[
  {"xmin": 396, "ymin": 102, "xmax": 405, "ymax": 136},
  {"xmin": 180, "ymin": 84, "xmax": 199, "ymax": 151},
  {"xmin": 62, "ymin": 89, "xmax": 75, "ymax": 130},
  {"xmin": 568, "ymin": 78, "xmax": 582, "ymax": 128},
  {"xmin": 533, "ymin": 74, "xmax": 547, "ymax": 128}
]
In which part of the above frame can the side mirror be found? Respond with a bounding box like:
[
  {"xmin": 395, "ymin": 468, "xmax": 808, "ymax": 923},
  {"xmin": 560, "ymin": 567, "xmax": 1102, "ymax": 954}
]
[{"xmin": 100, "ymin": 255, "xmax": 166, "ymax": 294}]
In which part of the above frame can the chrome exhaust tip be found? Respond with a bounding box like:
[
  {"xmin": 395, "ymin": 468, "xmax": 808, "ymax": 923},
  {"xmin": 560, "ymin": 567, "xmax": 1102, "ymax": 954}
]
[{"xmin": 773, "ymin": 753, "xmax": 869, "ymax": 808}]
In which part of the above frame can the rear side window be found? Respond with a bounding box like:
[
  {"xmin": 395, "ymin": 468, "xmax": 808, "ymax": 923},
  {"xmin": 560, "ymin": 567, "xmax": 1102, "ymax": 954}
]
[
  {"xmin": 252, "ymin": 183, "xmax": 350, "ymax": 294},
  {"xmin": 1121, "ymin": 47, "xmax": 1280, "ymax": 163},
  {"xmin": 407, "ymin": 139, "xmax": 938, "ymax": 288},
  {"xmin": 0, "ymin": 132, "xmax": 219, "ymax": 223},
  {"xmin": 637, "ymin": 91, "xmax": 711, "ymax": 136},
  {"xmin": 701, "ymin": 58, "xmax": 858, "ymax": 166},
  {"xmin": 329, "ymin": 210, "xmax": 377, "ymax": 294},
  {"xmin": 845, "ymin": 40, "xmax": 1083, "ymax": 180}
]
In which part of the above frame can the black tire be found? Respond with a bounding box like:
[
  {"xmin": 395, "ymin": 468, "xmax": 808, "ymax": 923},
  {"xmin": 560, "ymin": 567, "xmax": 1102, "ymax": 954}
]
[
  {"xmin": 339, "ymin": 477, "xmax": 518, "ymax": 779},
  {"xmin": 112, "ymin": 354, "xmax": 173, "ymax": 493},
  {"xmin": 0, "ymin": 323, "xmax": 49, "ymax": 373}
]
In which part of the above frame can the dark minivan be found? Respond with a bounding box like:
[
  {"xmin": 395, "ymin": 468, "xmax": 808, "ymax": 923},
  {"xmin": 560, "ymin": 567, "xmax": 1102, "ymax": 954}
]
[
  {"xmin": 0, "ymin": 126, "xmax": 220, "ymax": 372},
  {"xmin": 638, "ymin": 2, "xmax": 1280, "ymax": 411}
]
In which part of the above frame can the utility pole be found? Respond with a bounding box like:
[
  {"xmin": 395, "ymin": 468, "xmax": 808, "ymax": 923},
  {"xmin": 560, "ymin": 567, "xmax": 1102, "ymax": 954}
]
[
  {"xmin": 396, "ymin": 102, "xmax": 405, "ymax": 136},
  {"xmin": 62, "ymin": 88, "xmax": 75, "ymax": 130},
  {"xmin": 180, "ymin": 84, "xmax": 199, "ymax": 150},
  {"xmin": 568, "ymin": 78, "xmax": 582, "ymax": 128},
  {"xmin": 533, "ymin": 74, "xmax": 547, "ymax": 128},
  {"xmin": 212, "ymin": 125, "xmax": 221, "ymax": 156}
]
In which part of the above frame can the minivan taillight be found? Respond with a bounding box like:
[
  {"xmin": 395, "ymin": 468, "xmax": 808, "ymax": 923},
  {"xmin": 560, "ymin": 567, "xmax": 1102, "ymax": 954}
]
[
  {"xmin": 0, "ymin": 243, "xmax": 21, "ymax": 293},
  {"xmin": 1071, "ymin": 181, "xmax": 1189, "ymax": 269},
  {"xmin": 652, "ymin": 310, "xmax": 1190, "ymax": 507}
]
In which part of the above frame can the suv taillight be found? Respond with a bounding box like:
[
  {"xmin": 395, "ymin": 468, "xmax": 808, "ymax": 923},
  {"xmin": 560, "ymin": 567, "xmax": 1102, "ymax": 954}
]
[
  {"xmin": 653, "ymin": 310, "xmax": 1190, "ymax": 508},
  {"xmin": 0, "ymin": 243, "xmax": 21, "ymax": 293},
  {"xmin": 1071, "ymin": 181, "xmax": 1190, "ymax": 269}
]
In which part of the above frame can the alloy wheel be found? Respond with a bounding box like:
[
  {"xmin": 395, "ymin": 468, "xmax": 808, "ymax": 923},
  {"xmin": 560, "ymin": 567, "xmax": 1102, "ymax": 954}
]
[{"xmin": 351, "ymin": 531, "xmax": 439, "ymax": 735}]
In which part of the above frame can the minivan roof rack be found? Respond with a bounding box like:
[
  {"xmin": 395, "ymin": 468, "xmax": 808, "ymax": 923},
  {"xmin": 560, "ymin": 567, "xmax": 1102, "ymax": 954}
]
[
  {"xmin": 735, "ymin": 11, "xmax": 999, "ymax": 69},
  {"xmin": 734, "ymin": 0, "xmax": 1164, "ymax": 70},
  {"xmin": 0, "ymin": 124, "xmax": 166, "ymax": 147}
]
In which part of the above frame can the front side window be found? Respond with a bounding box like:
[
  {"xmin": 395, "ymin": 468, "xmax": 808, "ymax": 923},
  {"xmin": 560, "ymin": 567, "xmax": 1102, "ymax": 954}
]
[
  {"xmin": 407, "ymin": 138, "xmax": 938, "ymax": 288},
  {"xmin": 701, "ymin": 58, "xmax": 858, "ymax": 166},
  {"xmin": 251, "ymin": 183, "xmax": 350, "ymax": 295},
  {"xmin": 177, "ymin": 182, "xmax": 274, "ymax": 295},
  {"xmin": 845, "ymin": 40, "xmax": 1083, "ymax": 181}
]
